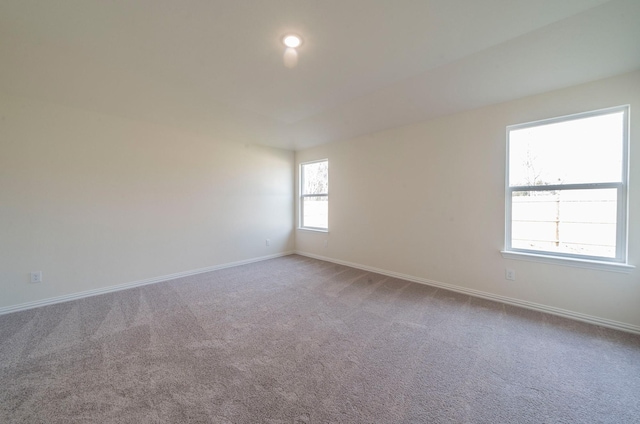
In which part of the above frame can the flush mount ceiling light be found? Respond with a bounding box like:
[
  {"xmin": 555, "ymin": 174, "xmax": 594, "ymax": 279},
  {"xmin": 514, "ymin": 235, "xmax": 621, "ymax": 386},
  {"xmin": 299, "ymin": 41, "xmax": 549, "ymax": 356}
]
[
  {"xmin": 282, "ymin": 34, "xmax": 302, "ymax": 48},
  {"xmin": 282, "ymin": 34, "xmax": 303, "ymax": 68}
]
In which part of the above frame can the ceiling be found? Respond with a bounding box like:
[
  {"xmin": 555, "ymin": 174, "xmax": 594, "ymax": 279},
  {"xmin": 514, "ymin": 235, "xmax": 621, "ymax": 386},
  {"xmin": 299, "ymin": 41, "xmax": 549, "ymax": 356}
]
[{"xmin": 1, "ymin": 0, "xmax": 639, "ymax": 150}]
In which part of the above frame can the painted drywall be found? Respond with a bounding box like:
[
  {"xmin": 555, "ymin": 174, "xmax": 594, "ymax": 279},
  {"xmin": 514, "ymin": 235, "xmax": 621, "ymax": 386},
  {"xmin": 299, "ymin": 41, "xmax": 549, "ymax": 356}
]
[
  {"xmin": 296, "ymin": 70, "xmax": 640, "ymax": 328},
  {"xmin": 0, "ymin": 94, "xmax": 294, "ymax": 309}
]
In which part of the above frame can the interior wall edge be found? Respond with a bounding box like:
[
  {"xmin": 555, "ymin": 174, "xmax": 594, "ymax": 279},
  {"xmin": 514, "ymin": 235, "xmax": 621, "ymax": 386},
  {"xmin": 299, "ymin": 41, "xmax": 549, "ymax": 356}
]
[
  {"xmin": 294, "ymin": 250, "xmax": 640, "ymax": 335},
  {"xmin": 0, "ymin": 251, "xmax": 295, "ymax": 316}
]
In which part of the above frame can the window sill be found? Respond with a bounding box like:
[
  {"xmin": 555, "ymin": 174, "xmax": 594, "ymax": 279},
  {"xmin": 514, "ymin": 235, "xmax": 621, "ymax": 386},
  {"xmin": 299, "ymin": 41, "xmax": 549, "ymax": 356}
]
[
  {"xmin": 297, "ymin": 227, "xmax": 329, "ymax": 233},
  {"xmin": 501, "ymin": 251, "xmax": 635, "ymax": 273}
]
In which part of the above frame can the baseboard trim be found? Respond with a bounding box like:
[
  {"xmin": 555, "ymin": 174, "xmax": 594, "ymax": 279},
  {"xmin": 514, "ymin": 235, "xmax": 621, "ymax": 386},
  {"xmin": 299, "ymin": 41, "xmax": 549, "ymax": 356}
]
[
  {"xmin": 295, "ymin": 251, "xmax": 640, "ymax": 335},
  {"xmin": 0, "ymin": 251, "xmax": 295, "ymax": 316}
]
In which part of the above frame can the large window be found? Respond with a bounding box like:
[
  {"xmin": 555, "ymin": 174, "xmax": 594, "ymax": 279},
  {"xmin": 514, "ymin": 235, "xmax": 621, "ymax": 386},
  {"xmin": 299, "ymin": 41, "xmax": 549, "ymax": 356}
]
[
  {"xmin": 300, "ymin": 159, "xmax": 328, "ymax": 230},
  {"xmin": 505, "ymin": 106, "xmax": 629, "ymax": 264}
]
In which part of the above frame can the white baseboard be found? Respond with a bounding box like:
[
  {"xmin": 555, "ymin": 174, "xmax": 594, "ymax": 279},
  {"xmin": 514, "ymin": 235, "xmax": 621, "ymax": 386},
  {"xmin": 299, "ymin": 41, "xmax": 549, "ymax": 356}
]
[
  {"xmin": 295, "ymin": 251, "xmax": 640, "ymax": 335},
  {"xmin": 0, "ymin": 251, "xmax": 295, "ymax": 316}
]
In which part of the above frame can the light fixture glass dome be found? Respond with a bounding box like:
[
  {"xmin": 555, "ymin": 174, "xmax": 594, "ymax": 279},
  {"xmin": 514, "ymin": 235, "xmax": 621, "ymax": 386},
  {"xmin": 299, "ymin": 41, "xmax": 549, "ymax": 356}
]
[{"xmin": 282, "ymin": 34, "xmax": 302, "ymax": 48}]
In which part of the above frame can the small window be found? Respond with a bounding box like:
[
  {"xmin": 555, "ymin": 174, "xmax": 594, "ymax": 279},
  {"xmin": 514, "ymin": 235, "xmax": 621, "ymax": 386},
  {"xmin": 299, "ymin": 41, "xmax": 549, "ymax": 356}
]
[
  {"xmin": 505, "ymin": 106, "xmax": 629, "ymax": 263},
  {"xmin": 300, "ymin": 159, "xmax": 328, "ymax": 230}
]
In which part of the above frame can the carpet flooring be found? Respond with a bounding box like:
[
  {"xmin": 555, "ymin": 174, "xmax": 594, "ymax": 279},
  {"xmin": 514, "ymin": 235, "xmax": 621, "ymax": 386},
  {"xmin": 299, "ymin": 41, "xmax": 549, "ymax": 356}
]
[{"xmin": 1, "ymin": 254, "xmax": 639, "ymax": 423}]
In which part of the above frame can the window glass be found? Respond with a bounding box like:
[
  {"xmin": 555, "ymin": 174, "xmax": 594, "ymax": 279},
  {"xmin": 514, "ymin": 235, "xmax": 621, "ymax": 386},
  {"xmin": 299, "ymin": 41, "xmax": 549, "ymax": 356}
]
[
  {"xmin": 511, "ymin": 188, "xmax": 617, "ymax": 258},
  {"xmin": 302, "ymin": 161, "xmax": 328, "ymax": 195},
  {"xmin": 300, "ymin": 160, "xmax": 328, "ymax": 230},
  {"xmin": 302, "ymin": 196, "xmax": 328, "ymax": 229},
  {"xmin": 509, "ymin": 112, "xmax": 624, "ymax": 186},
  {"xmin": 506, "ymin": 106, "xmax": 628, "ymax": 263}
]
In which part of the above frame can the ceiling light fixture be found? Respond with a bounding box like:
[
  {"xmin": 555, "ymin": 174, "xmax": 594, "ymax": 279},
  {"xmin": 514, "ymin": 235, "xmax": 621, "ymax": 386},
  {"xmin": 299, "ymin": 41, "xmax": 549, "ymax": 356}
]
[
  {"xmin": 282, "ymin": 34, "xmax": 302, "ymax": 48},
  {"xmin": 282, "ymin": 34, "xmax": 303, "ymax": 68}
]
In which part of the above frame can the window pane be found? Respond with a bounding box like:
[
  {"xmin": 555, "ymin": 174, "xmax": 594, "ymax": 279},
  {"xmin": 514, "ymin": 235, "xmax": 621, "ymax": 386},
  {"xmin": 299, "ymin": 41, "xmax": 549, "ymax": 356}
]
[
  {"xmin": 302, "ymin": 196, "xmax": 328, "ymax": 229},
  {"xmin": 511, "ymin": 189, "xmax": 617, "ymax": 258},
  {"xmin": 509, "ymin": 111, "xmax": 624, "ymax": 186},
  {"xmin": 302, "ymin": 161, "xmax": 328, "ymax": 195}
]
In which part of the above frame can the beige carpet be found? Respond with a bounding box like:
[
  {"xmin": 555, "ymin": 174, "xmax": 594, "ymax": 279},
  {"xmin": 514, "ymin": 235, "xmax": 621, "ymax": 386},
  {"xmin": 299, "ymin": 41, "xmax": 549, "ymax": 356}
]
[{"xmin": 1, "ymin": 254, "xmax": 639, "ymax": 423}]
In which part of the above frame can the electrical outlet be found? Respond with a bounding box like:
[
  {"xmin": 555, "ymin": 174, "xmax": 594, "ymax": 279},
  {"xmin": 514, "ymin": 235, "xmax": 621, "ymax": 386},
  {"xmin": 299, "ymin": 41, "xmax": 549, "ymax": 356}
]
[
  {"xmin": 265, "ymin": 239, "xmax": 270, "ymax": 246},
  {"xmin": 31, "ymin": 271, "xmax": 43, "ymax": 283},
  {"xmin": 324, "ymin": 239, "xmax": 328, "ymax": 248},
  {"xmin": 505, "ymin": 269, "xmax": 516, "ymax": 281}
]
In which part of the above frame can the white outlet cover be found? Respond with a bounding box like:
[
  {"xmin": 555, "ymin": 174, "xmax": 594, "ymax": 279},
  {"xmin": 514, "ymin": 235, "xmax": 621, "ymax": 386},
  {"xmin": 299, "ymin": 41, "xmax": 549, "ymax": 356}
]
[{"xmin": 31, "ymin": 271, "xmax": 42, "ymax": 283}]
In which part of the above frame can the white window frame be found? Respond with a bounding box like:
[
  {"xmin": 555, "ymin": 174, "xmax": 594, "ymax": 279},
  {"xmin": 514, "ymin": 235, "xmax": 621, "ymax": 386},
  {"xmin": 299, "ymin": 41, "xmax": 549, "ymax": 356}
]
[
  {"xmin": 299, "ymin": 159, "xmax": 328, "ymax": 231},
  {"xmin": 502, "ymin": 105, "xmax": 633, "ymax": 271}
]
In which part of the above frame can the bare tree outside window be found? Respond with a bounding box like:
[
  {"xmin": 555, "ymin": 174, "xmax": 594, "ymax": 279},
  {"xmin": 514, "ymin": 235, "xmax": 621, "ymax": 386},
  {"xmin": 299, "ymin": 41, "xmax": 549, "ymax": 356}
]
[{"xmin": 302, "ymin": 161, "xmax": 328, "ymax": 195}]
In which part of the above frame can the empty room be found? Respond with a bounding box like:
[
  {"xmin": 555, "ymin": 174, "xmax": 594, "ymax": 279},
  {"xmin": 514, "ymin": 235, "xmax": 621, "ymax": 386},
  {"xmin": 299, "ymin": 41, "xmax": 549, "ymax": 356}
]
[{"xmin": 1, "ymin": 1, "xmax": 640, "ymax": 422}]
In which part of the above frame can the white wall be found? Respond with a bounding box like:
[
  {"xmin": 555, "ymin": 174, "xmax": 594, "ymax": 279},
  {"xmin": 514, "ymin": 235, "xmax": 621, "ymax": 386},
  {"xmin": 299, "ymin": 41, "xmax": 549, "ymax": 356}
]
[
  {"xmin": 2, "ymin": 71, "xmax": 638, "ymax": 329},
  {"xmin": 296, "ymin": 71, "xmax": 640, "ymax": 329},
  {"xmin": 0, "ymin": 94, "xmax": 294, "ymax": 309}
]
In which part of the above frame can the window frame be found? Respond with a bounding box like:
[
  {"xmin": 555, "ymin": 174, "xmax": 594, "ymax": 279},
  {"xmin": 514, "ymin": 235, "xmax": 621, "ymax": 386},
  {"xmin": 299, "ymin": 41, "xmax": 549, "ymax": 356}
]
[
  {"xmin": 503, "ymin": 105, "xmax": 631, "ymax": 267},
  {"xmin": 299, "ymin": 159, "xmax": 329, "ymax": 231}
]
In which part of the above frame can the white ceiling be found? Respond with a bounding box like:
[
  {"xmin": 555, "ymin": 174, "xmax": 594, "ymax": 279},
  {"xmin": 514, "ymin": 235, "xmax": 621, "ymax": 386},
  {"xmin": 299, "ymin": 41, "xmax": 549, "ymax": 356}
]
[{"xmin": 1, "ymin": 0, "xmax": 639, "ymax": 150}]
